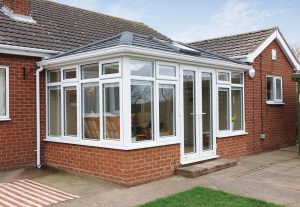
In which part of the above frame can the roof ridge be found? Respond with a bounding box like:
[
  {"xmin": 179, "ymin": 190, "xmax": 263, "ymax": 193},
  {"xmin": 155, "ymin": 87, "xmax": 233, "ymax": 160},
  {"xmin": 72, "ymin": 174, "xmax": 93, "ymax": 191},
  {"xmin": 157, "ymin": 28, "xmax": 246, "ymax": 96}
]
[{"xmin": 188, "ymin": 26, "xmax": 278, "ymax": 44}]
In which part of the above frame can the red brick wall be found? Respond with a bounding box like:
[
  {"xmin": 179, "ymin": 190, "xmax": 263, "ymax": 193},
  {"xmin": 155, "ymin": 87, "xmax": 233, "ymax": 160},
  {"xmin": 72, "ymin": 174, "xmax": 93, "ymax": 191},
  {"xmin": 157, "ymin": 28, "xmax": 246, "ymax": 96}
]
[
  {"xmin": 217, "ymin": 40, "xmax": 297, "ymax": 158},
  {"xmin": 0, "ymin": 53, "xmax": 44, "ymax": 171},
  {"xmin": 2, "ymin": 0, "xmax": 31, "ymax": 16},
  {"xmin": 45, "ymin": 143, "xmax": 180, "ymax": 186}
]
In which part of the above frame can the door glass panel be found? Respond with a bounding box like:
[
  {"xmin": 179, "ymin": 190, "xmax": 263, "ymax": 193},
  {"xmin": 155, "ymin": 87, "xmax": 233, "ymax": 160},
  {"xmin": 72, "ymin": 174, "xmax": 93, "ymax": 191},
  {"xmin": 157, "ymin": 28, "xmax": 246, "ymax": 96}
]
[
  {"xmin": 202, "ymin": 73, "xmax": 213, "ymax": 151},
  {"xmin": 183, "ymin": 70, "xmax": 196, "ymax": 154},
  {"xmin": 64, "ymin": 87, "xmax": 77, "ymax": 136}
]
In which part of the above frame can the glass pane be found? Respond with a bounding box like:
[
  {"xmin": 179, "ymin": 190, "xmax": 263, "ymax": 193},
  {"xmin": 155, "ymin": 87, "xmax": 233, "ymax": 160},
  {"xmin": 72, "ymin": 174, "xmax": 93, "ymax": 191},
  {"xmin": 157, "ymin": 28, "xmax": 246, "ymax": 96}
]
[
  {"xmin": 130, "ymin": 60, "xmax": 153, "ymax": 77},
  {"xmin": 159, "ymin": 65, "xmax": 176, "ymax": 77},
  {"xmin": 48, "ymin": 86, "xmax": 61, "ymax": 136},
  {"xmin": 267, "ymin": 77, "xmax": 273, "ymax": 101},
  {"xmin": 276, "ymin": 78, "xmax": 282, "ymax": 100},
  {"xmin": 202, "ymin": 73, "xmax": 213, "ymax": 151},
  {"xmin": 81, "ymin": 64, "xmax": 99, "ymax": 79},
  {"xmin": 231, "ymin": 72, "xmax": 243, "ymax": 84},
  {"xmin": 82, "ymin": 83, "xmax": 99, "ymax": 140},
  {"xmin": 103, "ymin": 83, "xmax": 120, "ymax": 140},
  {"xmin": 131, "ymin": 80, "xmax": 153, "ymax": 142},
  {"xmin": 0, "ymin": 68, "xmax": 6, "ymax": 116},
  {"xmin": 48, "ymin": 70, "xmax": 60, "ymax": 83},
  {"xmin": 63, "ymin": 69, "xmax": 76, "ymax": 79},
  {"xmin": 218, "ymin": 72, "xmax": 229, "ymax": 82},
  {"xmin": 232, "ymin": 87, "xmax": 243, "ymax": 131},
  {"xmin": 64, "ymin": 87, "xmax": 77, "ymax": 136},
  {"xmin": 183, "ymin": 70, "xmax": 196, "ymax": 154},
  {"xmin": 218, "ymin": 88, "xmax": 229, "ymax": 130},
  {"xmin": 102, "ymin": 62, "xmax": 119, "ymax": 75},
  {"xmin": 159, "ymin": 84, "xmax": 175, "ymax": 137}
]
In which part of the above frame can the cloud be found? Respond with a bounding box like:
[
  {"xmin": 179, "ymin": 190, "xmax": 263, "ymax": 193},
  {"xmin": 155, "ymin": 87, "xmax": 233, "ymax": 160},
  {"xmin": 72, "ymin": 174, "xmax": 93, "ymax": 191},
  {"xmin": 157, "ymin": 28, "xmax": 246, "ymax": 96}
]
[{"xmin": 174, "ymin": 0, "xmax": 286, "ymax": 42}]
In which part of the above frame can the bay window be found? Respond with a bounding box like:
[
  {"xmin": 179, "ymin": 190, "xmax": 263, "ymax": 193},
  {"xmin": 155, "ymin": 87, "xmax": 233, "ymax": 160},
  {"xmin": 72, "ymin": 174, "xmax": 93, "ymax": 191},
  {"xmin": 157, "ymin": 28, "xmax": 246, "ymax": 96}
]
[
  {"xmin": 0, "ymin": 66, "xmax": 9, "ymax": 120},
  {"xmin": 267, "ymin": 76, "xmax": 283, "ymax": 104},
  {"xmin": 217, "ymin": 71, "xmax": 244, "ymax": 135}
]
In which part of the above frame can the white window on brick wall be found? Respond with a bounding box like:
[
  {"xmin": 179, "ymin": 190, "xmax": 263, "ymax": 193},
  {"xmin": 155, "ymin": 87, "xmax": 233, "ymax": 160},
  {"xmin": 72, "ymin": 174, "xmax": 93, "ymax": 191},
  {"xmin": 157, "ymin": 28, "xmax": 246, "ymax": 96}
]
[
  {"xmin": 266, "ymin": 76, "xmax": 283, "ymax": 104},
  {"xmin": 217, "ymin": 71, "xmax": 245, "ymax": 137},
  {"xmin": 0, "ymin": 66, "xmax": 9, "ymax": 120}
]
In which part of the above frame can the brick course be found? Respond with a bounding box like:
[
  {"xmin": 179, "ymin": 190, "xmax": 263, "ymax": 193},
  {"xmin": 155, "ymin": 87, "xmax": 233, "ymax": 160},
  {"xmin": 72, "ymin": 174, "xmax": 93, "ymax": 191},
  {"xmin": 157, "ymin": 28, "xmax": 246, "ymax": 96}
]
[
  {"xmin": 2, "ymin": 0, "xmax": 31, "ymax": 16},
  {"xmin": 0, "ymin": 53, "xmax": 44, "ymax": 171},
  {"xmin": 217, "ymin": 40, "xmax": 296, "ymax": 158},
  {"xmin": 45, "ymin": 143, "xmax": 180, "ymax": 186}
]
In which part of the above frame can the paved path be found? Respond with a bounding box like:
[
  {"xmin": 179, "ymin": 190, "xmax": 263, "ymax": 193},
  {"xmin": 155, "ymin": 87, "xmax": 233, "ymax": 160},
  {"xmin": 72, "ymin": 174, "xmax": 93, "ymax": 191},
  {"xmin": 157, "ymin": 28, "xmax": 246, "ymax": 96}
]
[{"xmin": 1, "ymin": 146, "xmax": 299, "ymax": 207}]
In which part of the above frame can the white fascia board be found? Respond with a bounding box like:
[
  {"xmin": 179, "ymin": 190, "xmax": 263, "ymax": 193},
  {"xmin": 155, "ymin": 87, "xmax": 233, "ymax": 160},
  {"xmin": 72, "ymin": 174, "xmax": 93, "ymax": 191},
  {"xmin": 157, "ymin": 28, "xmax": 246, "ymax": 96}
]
[
  {"xmin": 39, "ymin": 45, "xmax": 250, "ymax": 71},
  {"xmin": 241, "ymin": 30, "xmax": 300, "ymax": 70},
  {"xmin": 0, "ymin": 44, "xmax": 60, "ymax": 58}
]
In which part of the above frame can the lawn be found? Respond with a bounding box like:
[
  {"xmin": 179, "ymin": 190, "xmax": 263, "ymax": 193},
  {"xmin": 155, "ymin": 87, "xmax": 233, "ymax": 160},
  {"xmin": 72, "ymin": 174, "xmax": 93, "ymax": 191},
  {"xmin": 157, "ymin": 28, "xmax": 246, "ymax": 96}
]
[{"xmin": 138, "ymin": 187, "xmax": 284, "ymax": 207}]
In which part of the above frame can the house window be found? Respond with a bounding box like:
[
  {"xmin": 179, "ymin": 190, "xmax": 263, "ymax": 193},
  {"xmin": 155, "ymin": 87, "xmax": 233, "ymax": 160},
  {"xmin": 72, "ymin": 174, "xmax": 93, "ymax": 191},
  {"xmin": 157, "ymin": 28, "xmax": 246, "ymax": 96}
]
[
  {"xmin": 48, "ymin": 70, "xmax": 61, "ymax": 83},
  {"xmin": 102, "ymin": 62, "xmax": 119, "ymax": 75},
  {"xmin": 48, "ymin": 86, "xmax": 61, "ymax": 136},
  {"xmin": 63, "ymin": 68, "xmax": 77, "ymax": 80},
  {"xmin": 82, "ymin": 83, "xmax": 99, "ymax": 140},
  {"xmin": 159, "ymin": 84, "xmax": 176, "ymax": 137},
  {"xmin": 64, "ymin": 87, "xmax": 77, "ymax": 136},
  {"xmin": 130, "ymin": 60, "xmax": 153, "ymax": 77},
  {"xmin": 81, "ymin": 63, "xmax": 99, "ymax": 79},
  {"xmin": 217, "ymin": 71, "xmax": 244, "ymax": 135},
  {"xmin": 0, "ymin": 66, "xmax": 9, "ymax": 120},
  {"xmin": 103, "ymin": 82, "xmax": 120, "ymax": 140},
  {"xmin": 131, "ymin": 80, "xmax": 154, "ymax": 142},
  {"xmin": 266, "ymin": 76, "xmax": 283, "ymax": 103}
]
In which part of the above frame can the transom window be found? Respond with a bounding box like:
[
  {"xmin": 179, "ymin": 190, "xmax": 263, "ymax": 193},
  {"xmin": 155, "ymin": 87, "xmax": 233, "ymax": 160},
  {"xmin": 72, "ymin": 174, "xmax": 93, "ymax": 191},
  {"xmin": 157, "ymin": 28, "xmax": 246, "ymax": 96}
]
[
  {"xmin": 217, "ymin": 71, "xmax": 244, "ymax": 135},
  {"xmin": 266, "ymin": 76, "xmax": 283, "ymax": 104},
  {"xmin": 0, "ymin": 66, "xmax": 9, "ymax": 120}
]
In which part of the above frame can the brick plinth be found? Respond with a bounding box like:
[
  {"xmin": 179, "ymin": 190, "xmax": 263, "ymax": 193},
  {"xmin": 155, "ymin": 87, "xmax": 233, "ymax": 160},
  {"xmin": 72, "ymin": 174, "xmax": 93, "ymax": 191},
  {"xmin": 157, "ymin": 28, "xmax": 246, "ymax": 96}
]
[{"xmin": 45, "ymin": 142, "xmax": 180, "ymax": 186}]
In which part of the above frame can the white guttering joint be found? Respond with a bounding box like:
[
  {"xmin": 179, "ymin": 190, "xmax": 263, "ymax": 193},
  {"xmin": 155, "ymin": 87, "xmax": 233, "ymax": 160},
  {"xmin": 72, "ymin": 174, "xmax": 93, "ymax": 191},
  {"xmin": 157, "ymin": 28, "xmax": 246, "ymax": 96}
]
[{"xmin": 36, "ymin": 66, "xmax": 44, "ymax": 169}]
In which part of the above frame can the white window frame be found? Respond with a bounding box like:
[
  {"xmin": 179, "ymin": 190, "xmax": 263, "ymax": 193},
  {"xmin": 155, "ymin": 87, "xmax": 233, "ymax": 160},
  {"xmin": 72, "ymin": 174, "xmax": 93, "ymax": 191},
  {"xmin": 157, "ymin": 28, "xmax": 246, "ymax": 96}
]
[
  {"xmin": 0, "ymin": 66, "xmax": 9, "ymax": 121},
  {"xmin": 100, "ymin": 58, "xmax": 122, "ymax": 79},
  {"xmin": 61, "ymin": 65, "xmax": 78, "ymax": 83},
  {"xmin": 156, "ymin": 61, "xmax": 179, "ymax": 80},
  {"xmin": 217, "ymin": 70, "xmax": 231, "ymax": 84},
  {"xmin": 217, "ymin": 71, "xmax": 245, "ymax": 137},
  {"xmin": 156, "ymin": 80, "xmax": 179, "ymax": 142},
  {"xmin": 266, "ymin": 75, "xmax": 283, "ymax": 104}
]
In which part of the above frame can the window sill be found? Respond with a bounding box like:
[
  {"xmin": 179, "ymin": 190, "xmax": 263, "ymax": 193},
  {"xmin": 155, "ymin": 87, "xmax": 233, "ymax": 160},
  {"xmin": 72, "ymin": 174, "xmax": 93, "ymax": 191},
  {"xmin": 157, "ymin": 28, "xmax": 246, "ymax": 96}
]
[
  {"xmin": 217, "ymin": 131, "xmax": 248, "ymax": 138},
  {"xmin": 266, "ymin": 101, "xmax": 284, "ymax": 105},
  {"xmin": 0, "ymin": 118, "xmax": 11, "ymax": 122},
  {"xmin": 44, "ymin": 137, "xmax": 181, "ymax": 150}
]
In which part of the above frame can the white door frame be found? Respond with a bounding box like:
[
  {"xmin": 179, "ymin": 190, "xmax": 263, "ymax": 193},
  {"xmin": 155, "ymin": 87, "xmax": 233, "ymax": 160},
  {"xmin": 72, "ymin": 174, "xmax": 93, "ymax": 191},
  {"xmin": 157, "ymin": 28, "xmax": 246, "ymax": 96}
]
[{"xmin": 180, "ymin": 65, "xmax": 217, "ymax": 165}]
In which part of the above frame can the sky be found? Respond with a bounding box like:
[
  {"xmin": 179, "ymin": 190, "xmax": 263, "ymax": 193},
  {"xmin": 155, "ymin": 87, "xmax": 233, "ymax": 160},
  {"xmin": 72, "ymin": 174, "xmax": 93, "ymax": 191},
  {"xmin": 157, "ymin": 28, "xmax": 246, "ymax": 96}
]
[{"xmin": 51, "ymin": 0, "xmax": 300, "ymax": 45}]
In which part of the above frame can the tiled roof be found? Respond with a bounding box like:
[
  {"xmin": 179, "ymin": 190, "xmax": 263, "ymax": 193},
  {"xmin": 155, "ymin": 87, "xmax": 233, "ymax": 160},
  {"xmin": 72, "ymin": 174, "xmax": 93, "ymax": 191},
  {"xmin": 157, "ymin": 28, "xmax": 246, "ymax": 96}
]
[
  {"xmin": 188, "ymin": 27, "xmax": 278, "ymax": 57},
  {"xmin": 0, "ymin": 0, "xmax": 170, "ymax": 52},
  {"xmin": 50, "ymin": 31, "xmax": 245, "ymax": 65}
]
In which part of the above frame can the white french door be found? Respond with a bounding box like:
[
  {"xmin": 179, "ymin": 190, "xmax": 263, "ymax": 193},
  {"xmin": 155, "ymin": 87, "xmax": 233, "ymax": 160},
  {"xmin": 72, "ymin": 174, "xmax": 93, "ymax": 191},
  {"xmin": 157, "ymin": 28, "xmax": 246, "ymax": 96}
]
[{"xmin": 180, "ymin": 66, "xmax": 217, "ymax": 164}]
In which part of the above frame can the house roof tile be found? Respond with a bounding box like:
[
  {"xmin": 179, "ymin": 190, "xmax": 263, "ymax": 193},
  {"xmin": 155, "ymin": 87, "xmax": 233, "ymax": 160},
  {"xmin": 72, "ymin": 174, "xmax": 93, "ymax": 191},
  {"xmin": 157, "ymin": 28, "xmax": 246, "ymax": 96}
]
[
  {"xmin": 188, "ymin": 27, "xmax": 278, "ymax": 57},
  {"xmin": 0, "ymin": 0, "xmax": 170, "ymax": 52}
]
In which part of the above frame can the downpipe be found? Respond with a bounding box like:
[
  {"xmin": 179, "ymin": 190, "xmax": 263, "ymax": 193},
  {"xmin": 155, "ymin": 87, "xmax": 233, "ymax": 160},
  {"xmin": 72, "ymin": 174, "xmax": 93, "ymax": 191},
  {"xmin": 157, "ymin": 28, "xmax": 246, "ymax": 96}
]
[{"xmin": 36, "ymin": 66, "xmax": 44, "ymax": 168}]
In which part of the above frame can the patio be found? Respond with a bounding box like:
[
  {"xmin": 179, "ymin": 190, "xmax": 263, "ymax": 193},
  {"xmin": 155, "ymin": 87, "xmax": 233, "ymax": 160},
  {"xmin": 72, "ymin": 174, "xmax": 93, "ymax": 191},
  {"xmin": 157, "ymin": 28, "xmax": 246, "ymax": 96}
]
[{"xmin": 0, "ymin": 146, "xmax": 299, "ymax": 207}]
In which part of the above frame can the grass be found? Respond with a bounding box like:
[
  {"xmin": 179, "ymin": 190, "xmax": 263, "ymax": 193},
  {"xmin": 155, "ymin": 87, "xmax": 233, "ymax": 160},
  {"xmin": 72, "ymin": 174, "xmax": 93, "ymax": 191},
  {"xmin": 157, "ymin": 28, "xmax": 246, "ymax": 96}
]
[{"xmin": 138, "ymin": 187, "xmax": 284, "ymax": 207}]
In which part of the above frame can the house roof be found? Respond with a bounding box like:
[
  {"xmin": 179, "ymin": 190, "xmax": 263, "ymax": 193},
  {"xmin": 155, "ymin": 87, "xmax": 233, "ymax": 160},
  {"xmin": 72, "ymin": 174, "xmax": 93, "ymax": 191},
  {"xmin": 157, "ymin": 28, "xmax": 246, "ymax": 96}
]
[
  {"xmin": 48, "ymin": 31, "xmax": 245, "ymax": 66},
  {"xmin": 0, "ymin": 0, "xmax": 169, "ymax": 52},
  {"xmin": 188, "ymin": 27, "xmax": 277, "ymax": 57}
]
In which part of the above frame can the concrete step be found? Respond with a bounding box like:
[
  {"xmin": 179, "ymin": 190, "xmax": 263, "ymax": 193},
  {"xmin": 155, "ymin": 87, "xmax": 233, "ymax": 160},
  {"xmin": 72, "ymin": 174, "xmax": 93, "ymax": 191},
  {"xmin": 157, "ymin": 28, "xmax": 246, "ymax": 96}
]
[{"xmin": 175, "ymin": 159, "xmax": 237, "ymax": 178}]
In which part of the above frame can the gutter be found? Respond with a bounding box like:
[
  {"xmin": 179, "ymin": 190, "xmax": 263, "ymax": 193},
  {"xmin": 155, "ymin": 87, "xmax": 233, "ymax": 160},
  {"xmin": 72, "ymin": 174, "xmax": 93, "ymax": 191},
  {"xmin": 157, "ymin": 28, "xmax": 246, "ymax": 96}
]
[
  {"xmin": 36, "ymin": 66, "xmax": 44, "ymax": 168},
  {"xmin": 0, "ymin": 44, "xmax": 60, "ymax": 58}
]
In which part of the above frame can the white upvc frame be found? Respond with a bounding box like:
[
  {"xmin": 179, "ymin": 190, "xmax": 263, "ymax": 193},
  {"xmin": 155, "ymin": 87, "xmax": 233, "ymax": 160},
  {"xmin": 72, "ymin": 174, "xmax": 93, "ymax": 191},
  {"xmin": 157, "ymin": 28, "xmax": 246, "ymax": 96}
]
[
  {"xmin": 217, "ymin": 71, "xmax": 246, "ymax": 137},
  {"xmin": 217, "ymin": 70, "xmax": 231, "ymax": 84},
  {"xmin": 266, "ymin": 75, "xmax": 283, "ymax": 104},
  {"xmin": 156, "ymin": 61, "xmax": 179, "ymax": 80},
  {"xmin": 0, "ymin": 66, "xmax": 9, "ymax": 121},
  {"xmin": 61, "ymin": 65, "xmax": 78, "ymax": 83},
  {"xmin": 156, "ymin": 80, "xmax": 180, "ymax": 142},
  {"xmin": 99, "ymin": 58, "xmax": 122, "ymax": 79}
]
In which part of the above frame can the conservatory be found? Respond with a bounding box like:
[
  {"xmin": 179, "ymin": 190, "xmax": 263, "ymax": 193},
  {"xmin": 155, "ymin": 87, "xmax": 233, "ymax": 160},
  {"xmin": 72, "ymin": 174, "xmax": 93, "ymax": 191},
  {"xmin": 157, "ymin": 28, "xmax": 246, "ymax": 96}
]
[{"xmin": 39, "ymin": 32, "xmax": 250, "ymax": 168}]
